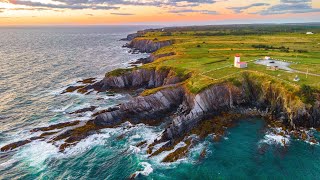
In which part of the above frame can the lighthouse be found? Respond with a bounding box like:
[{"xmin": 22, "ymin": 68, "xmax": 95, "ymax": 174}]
[
  {"xmin": 234, "ymin": 54, "xmax": 248, "ymax": 68},
  {"xmin": 234, "ymin": 54, "xmax": 241, "ymax": 67}
]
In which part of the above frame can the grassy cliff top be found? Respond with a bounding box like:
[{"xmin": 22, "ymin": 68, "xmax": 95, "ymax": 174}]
[{"xmin": 136, "ymin": 25, "xmax": 320, "ymax": 93}]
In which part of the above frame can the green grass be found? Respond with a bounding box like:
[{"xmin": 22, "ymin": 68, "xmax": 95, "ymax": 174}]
[{"xmin": 136, "ymin": 29, "xmax": 320, "ymax": 93}]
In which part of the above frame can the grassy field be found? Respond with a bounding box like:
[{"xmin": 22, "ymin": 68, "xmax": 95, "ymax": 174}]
[{"xmin": 138, "ymin": 25, "xmax": 320, "ymax": 93}]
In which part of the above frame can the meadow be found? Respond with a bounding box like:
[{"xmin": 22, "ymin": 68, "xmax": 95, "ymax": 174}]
[{"xmin": 138, "ymin": 25, "xmax": 320, "ymax": 93}]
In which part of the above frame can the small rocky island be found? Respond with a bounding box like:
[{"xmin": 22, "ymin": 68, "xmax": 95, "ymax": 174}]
[{"xmin": 2, "ymin": 26, "xmax": 320, "ymax": 165}]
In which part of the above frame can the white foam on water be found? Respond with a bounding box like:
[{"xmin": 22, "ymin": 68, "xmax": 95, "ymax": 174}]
[
  {"xmin": 129, "ymin": 145, "xmax": 141, "ymax": 153},
  {"xmin": 68, "ymin": 103, "xmax": 91, "ymax": 112},
  {"xmin": 49, "ymin": 87, "xmax": 66, "ymax": 96},
  {"xmin": 130, "ymin": 134, "xmax": 142, "ymax": 140},
  {"xmin": 51, "ymin": 102, "xmax": 74, "ymax": 112},
  {"xmin": 104, "ymin": 94, "xmax": 125, "ymax": 100},
  {"xmin": 152, "ymin": 141, "xmax": 187, "ymax": 164},
  {"xmin": 188, "ymin": 141, "xmax": 210, "ymax": 162},
  {"xmin": 8, "ymin": 126, "xmax": 123, "ymax": 169},
  {"xmin": 150, "ymin": 141, "xmax": 169, "ymax": 154},
  {"xmin": 63, "ymin": 133, "xmax": 111, "ymax": 156},
  {"xmin": 127, "ymin": 123, "xmax": 163, "ymax": 146},
  {"xmin": 0, "ymin": 159, "xmax": 17, "ymax": 169},
  {"xmin": 16, "ymin": 141, "xmax": 59, "ymax": 169},
  {"xmin": 134, "ymin": 162, "xmax": 153, "ymax": 177},
  {"xmin": 260, "ymin": 132, "xmax": 290, "ymax": 146}
]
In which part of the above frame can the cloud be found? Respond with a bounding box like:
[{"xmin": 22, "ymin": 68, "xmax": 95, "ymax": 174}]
[
  {"xmin": 228, "ymin": 3, "xmax": 270, "ymax": 13},
  {"xmin": 0, "ymin": 7, "xmax": 53, "ymax": 11},
  {"xmin": 280, "ymin": 0, "xmax": 311, "ymax": 3},
  {"xmin": 110, "ymin": 12, "xmax": 135, "ymax": 16},
  {"xmin": 256, "ymin": 1, "xmax": 320, "ymax": 15},
  {"xmin": 1, "ymin": 0, "xmax": 217, "ymax": 11},
  {"xmin": 168, "ymin": 9, "xmax": 218, "ymax": 15},
  {"xmin": 2, "ymin": 0, "xmax": 120, "ymax": 10},
  {"xmin": 51, "ymin": 0, "xmax": 216, "ymax": 7}
]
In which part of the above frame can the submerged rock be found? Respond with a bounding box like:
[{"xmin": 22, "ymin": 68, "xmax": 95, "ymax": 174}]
[
  {"xmin": 61, "ymin": 85, "xmax": 85, "ymax": 94},
  {"xmin": 69, "ymin": 106, "xmax": 97, "ymax": 115},
  {"xmin": 77, "ymin": 78, "xmax": 96, "ymax": 84},
  {"xmin": 31, "ymin": 121, "xmax": 81, "ymax": 132}
]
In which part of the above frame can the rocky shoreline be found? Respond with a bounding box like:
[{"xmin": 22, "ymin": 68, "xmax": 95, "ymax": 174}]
[{"xmin": 2, "ymin": 31, "xmax": 320, "ymax": 166}]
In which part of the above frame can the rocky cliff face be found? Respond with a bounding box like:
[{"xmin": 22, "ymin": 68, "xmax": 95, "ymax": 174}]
[
  {"xmin": 133, "ymin": 52, "xmax": 175, "ymax": 64},
  {"xmin": 120, "ymin": 33, "xmax": 140, "ymax": 41},
  {"xmin": 93, "ymin": 86, "xmax": 184, "ymax": 127},
  {"xmin": 89, "ymin": 70, "xmax": 319, "ymax": 145},
  {"xmin": 89, "ymin": 67, "xmax": 186, "ymax": 92},
  {"xmin": 2, "ymin": 69, "xmax": 319, "ymax": 156},
  {"xmin": 158, "ymin": 75, "xmax": 320, "ymax": 143},
  {"xmin": 126, "ymin": 39, "xmax": 173, "ymax": 53},
  {"xmin": 2, "ymin": 35, "xmax": 320, "ymax": 163}
]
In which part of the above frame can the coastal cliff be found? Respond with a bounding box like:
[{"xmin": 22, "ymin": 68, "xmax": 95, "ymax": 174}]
[
  {"xmin": 2, "ymin": 34, "xmax": 320, "ymax": 164},
  {"xmin": 87, "ymin": 67, "xmax": 188, "ymax": 92},
  {"xmin": 125, "ymin": 39, "xmax": 173, "ymax": 53}
]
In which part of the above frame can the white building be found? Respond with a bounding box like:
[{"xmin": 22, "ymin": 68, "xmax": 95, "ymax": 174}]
[{"xmin": 234, "ymin": 54, "xmax": 247, "ymax": 68}]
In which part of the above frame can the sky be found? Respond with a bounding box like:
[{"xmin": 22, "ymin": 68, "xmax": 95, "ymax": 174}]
[{"xmin": 0, "ymin": 0, "xmax": 320, "ymax": 25}]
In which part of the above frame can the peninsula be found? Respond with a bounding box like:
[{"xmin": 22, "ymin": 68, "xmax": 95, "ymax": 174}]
[{"xmin": 2, "ymin": 23, "xmax": 320, "ymax": 164}]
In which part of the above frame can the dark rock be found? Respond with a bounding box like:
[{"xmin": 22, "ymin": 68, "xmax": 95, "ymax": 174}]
[
  {"xmin": 93, "ymin": 86, "xmax": 185, "ymax": 127},
  {"xmin": 120, "ymin": 33, "xmax": 140, "ymax": 41},
  {"xmin": 0, "ymin": 136, "xmax": 43, "ymax": 152},
  {"xmin": 136, "ymin": 141, "xmax": 147, "ymax": 147},
  {"xmin": 69, "ymin": 106, "xmax": 97, "ymax": 115},
  {"xmin": 92, "ymin": 107, "xmax": 120, "ymax": 117},
  {"xmin": 95, "ymin": 68, "xmax": 188, "ymax": 91},
  {"xmin": 126, "ymin": 39, "xmax": 173, "ymax": 53},
  {"xmin": 130, "ymin": 52, "xmax": 175, "ymax": 65},
  {"xmin": 77, "ymin": 78, "xmax": 96, "ymax": 84},
  {"xmin": 31, "ymin": 121, "xmax": 80, "ymax": 132},
  {"xmin": 1, "ymin": 140, "xmax": 32, "ymax": 152},
  {"xmin": 62, "ymin": 86, "xmax": 85, "ymax": 94}
]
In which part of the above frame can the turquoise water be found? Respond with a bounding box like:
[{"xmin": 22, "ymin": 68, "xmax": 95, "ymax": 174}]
[{"xmin": 0, "ymin": 27, "xmax": 320, "ymax": 179}]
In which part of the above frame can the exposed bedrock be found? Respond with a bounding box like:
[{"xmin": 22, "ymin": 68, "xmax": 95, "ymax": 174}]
[
  {"xmin": 162, "ymin": 84, "xmax": 246, "ymax": 142},
  {"xmin": 125, "ymin": 39, "xmax": 173, "ymax": 53},
  {"xmin": 2, "ymin": 72, "xmax": 319, "ymax": 154},
  {"xmin": 132, "ymin": 52, "xmax": 175, "ymax": 65},
  {"xmin": 159, "ymin": 74, "xmax": 320, "ymax": 144},
  {"xmin": 89, "ymin": 67, "xmax": 187, "ymax": 92},
  {"xmin": 120, "ymin": 33, "xmax": 140, "ymax": 41},
  {"xmin": 93, "ymin": 86, "xmax": 185, "ymax": 127}
]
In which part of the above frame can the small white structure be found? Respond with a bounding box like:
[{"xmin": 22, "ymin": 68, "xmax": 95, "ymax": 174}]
[
  {"xmin": 234, "ymin": 54, "xmax": 247, "ymax": 68},
  {"xmin": 265, "ymin": 56, "xmax": 271, "ymax": 60},
  {"xmin": 293, "ymin": 75, "xmax": 300, "ymax": 82},
  {"xmin": 306, "ymin": 32, "xmax": 314, "ymax": 35}
]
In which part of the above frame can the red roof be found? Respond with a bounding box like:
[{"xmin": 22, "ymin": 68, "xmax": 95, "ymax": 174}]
[{"xmin": 237, "ymin": 62, "xmax": 247, "ymax": 64}]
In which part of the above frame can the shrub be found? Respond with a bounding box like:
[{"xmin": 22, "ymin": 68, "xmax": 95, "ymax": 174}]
[{"xmin": 299, "ymin": 84, "xmax": 316, "ymax": 105}]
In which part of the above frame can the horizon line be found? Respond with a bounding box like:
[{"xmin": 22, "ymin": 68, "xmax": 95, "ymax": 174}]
[{"xmin": 0, "ymin": 21, "xmax": 320, "ymax": 28}]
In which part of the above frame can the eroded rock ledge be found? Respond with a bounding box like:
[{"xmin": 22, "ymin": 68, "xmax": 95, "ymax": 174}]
[
  {"xmin": 3, "ymin": 70, "xmax": 319, "ymax": 159},
  {"xmin": 124, "ymin": 39, "xmax": 173, "ymax": 53}
]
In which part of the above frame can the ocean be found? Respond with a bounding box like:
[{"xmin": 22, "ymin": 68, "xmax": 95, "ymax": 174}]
[{"xmin": 0, "ymin": 26, "xmax": 320, "ymax": 179}]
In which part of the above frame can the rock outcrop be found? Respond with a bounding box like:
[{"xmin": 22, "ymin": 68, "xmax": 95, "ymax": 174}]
[
  {"xmin": 2, "ymin": 72, "xmax": 319, "ymax": 156},
  {"xmin": 2, "ymin": 33, "xmax": 320, "ymax": 165},
  {"xmin": 93, "ymin": 86, "xmax": 185, "ymax": 127},
  {"xmin": 120, "ymin": 33, "xmax": 140, "ymax": 41},
  {"xmin": 132, "ymin": 52, "xmax": 175, "ymax": 65},
  {"xmin": 88, "ymin": 67, "xmax": 187, "ymax": 92},
  {"xmin": 125, "ymin": 39, "xmax": 173, "ymax": 53}
]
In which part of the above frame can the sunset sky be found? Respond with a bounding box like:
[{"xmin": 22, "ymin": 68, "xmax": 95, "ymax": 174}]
[{"xmin": 0, "ymin": 0, "xmax": 320, "ymax": 25}]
